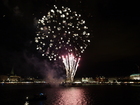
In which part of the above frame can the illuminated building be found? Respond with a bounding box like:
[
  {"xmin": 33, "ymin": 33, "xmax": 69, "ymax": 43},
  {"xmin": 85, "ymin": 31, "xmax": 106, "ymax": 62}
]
[
  {"xmin": 130, "ymin": 74, "xmax": 140, "ymax": 80},
  {"xmin": 0, "ymin": 75, "xmax": 8, "ymax": 82},
  {"xmin": 7, "ymin": 75, "xmax": 21, "ymax": 82},
  {"xmin": 82, "ymin": 77, "xmax": 95, "ymax": 83},
  {"xmin": 95, "ymin": 76, "xmax": 106, "ymax": 82},
  {"xmin": 6, "ymin": 68, "xmax": 21, "ymax": 82},
  {"xmin": 108, "ymin": 78, "xmax": 118, "ymax": 83},
  {"xmin": 82, "ymin": 77, "xmax": 89, "ymax": 83}
]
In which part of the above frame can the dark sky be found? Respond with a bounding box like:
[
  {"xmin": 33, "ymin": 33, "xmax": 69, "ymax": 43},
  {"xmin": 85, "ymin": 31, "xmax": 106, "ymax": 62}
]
[{"xmin": 0, "ymin": 0, "xmax": 140, "ymax": 78}]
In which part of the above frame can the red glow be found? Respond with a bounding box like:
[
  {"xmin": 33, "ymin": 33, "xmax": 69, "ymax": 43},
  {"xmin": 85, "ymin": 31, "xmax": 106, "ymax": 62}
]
[{"xmin": 54, "ymin": 88, "xmax": 88, "ymax": 105}]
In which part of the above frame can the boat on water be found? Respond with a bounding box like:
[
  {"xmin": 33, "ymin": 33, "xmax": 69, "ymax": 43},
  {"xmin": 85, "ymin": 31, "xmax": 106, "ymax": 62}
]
[{"xmin": 26, "ymin": 93, "xmax": 47, "ymax": 101}]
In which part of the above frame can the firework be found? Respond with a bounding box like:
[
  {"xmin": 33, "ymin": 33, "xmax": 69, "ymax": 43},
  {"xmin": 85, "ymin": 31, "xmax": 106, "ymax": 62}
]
[
  {"xmin": 35, "ymin": 5, "xmax": 90, "ymax": 82},
  {"xmin": 62, "ymin": 53, "xmax": 80, "ymax": 82}
]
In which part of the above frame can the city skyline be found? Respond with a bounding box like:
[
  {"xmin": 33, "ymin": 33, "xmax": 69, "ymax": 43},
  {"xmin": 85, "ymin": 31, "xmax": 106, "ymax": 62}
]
[{"xmin": 0, "ymin": 0, "xmax": 140, "ymax": 78}]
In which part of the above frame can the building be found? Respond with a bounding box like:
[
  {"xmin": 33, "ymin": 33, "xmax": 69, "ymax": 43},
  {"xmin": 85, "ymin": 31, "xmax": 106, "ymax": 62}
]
[
  {"xmin": 130, "ymin": 74, "xmax": 140, "ymax": 80},
  {"xmin": 108, "ymin": 78, "xmax": 118, "ymax": 83},
  {"xmin": 0, "ymin": 75, "xmax": 8, "ymax": 82},
  {"xmin": 6, "ymin": 69, "xmax": 21, "ymax": 82},
  {"xmin": 82, "ymin": 77, "xmax": 95, "ymax": 83},
  {"xmin": 95, "ymin": 76, "xmax": 107, "ymax": 83},
  {"xmin": 7, "ymin": 75, "xmax": 21, "ymax": 82}
]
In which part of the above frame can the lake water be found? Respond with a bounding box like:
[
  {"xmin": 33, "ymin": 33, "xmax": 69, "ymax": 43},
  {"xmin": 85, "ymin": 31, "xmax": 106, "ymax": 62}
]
[{"xmin": 0, "ymin": 84, "xmax": 140, "ymax": 105}]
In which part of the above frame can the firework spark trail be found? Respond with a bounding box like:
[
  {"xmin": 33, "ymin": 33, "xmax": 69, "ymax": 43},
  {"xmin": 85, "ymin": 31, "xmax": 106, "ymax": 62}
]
[
  {"xmin": 62, "ymin": 53, "xmax": 80, "ymax": 82},
  {"xmin": 35, "ymin": 5, "xmax": 90, "ymax": 82},
  {"xmin": 73, "ymin": 57, "xmax": 80, "ymax": 78}
]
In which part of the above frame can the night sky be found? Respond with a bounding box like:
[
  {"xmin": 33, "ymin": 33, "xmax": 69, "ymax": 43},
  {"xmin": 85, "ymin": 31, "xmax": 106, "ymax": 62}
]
[{"xmin": 0, "ymin": 0, "xmax": 140, "ymax": 78}]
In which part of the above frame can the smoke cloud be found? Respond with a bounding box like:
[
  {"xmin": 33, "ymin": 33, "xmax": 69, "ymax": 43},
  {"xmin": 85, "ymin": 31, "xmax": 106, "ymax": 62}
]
[{"xmin": 24, "ymin": 53, "xmax": 65, "ymax": 86}]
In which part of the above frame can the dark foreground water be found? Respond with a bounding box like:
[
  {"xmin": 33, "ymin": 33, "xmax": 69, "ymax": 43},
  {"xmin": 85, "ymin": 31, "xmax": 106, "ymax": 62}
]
[{"xmin": 0, "ymin": 84, "xmax": 140, "ymax": 105}]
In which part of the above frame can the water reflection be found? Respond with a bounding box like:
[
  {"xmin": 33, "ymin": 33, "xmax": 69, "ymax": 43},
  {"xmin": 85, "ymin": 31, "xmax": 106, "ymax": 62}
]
[
  {"xmin": 53, "ymin": 87, "xmax": 89, "ymax": 105},
  {"xmin": 24, "ymin": 87, "xmax": 93, "ymax": 105}
]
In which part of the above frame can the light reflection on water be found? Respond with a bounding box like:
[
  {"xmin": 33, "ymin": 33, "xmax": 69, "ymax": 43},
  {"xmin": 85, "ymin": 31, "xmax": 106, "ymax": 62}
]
[
  {"xmin": 1, "ymin": 85, "xmax": 140, "ymax": 105},
  {"xmin": 24, "ymin": 87, "xmax": 92, "ymax": 105},
  {"xmin": 52, "ymin": 87, "xmax": 90, "ymax": 105}
]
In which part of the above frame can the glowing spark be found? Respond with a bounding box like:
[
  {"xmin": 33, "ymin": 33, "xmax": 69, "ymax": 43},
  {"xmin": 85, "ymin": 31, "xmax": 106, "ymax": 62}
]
[
  {"xmin": 62, "ymin": 53, "xmax": 80, "ymax": 82},
  {"xmin": 35, "ymin": 5, "xmax": 91, "ymax": 82}
]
